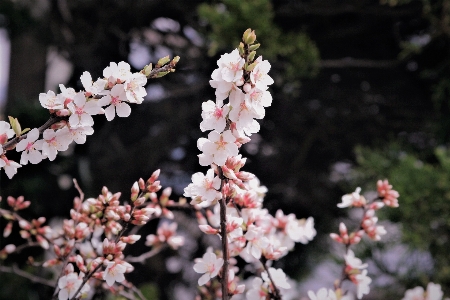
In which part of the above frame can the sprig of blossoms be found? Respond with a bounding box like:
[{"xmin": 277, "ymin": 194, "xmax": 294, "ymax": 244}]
[
  {"xmin": 186, "ymin": 29, "xmax": 316, "ymax": 300},
  {"xmin": 311, "ymin": 180, "xmax": 399, "ymax": 300},
  {"xmin": 0, "ymin": 57, "xmax": 179, "ymax": 179}
]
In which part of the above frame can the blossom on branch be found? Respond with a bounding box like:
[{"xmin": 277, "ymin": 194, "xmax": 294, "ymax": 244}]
[{"xmin": 193, "ymin": 251, "xmax": 224, "ymax": 286}]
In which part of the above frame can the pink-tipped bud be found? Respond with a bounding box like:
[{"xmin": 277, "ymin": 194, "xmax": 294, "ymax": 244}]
[
  {"xmin": 369, "ymin": 202, "xmax": 385, "ymax": 210},
  {"xmin": 199, "ymin": 225, "xmax": 219, "ymax": 235},
  {"xmin": 330, "ymin": 233, "xmax": 343, "ymax": 243},
  {"xmin": 138, "ymin": 178, "xmax": 146, "ymax": 190},
  {"xmin": 197, "ymin": 211, "xmax": 207, "ymax": 225},
  {"xmin": 131, "ymin": 182, "xmax": 139, "ymax": 201},
  {"xmin": 3, "ymin": 222, "xmax": 12, "ymax": 238},
  {"xmin": 53, "ymin": 244, "xmax": 61, "ymax": 257},
  {"xmin": 120, "ymin": 235, "xmax": 141, "ymax": 244}
]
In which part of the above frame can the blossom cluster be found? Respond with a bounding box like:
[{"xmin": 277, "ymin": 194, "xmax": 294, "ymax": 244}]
[
  {"xmin": 0, "ymin": 58, "xmax": 177, "ymax": 179},
  {"xmin": 309, "ymin": 180, "xmax": 400, "ymax": 299},
  {"xmin": 0, "ymin": 170, "xmax": 186, "ymax": 299},
  {"xmin": 183, "ymin": 29, "xmax": 316, "ymax": 299}
]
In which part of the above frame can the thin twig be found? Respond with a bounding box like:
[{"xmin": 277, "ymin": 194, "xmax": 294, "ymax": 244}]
[
  {"xmin": 260, "ymin": 260, "xmax": 282, "ymax": 300},
  {"xmin": 125, "ymin": 245, "xmax": 166, "ymax": 263},
  {"xmin": 0, "ymin": 264, "xmax": 55, "ymax": 287}
]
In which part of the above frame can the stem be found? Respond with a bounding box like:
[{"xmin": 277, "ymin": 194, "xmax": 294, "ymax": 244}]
[
  {"xmin": 218, "ymin": 167, "xmax": 229, "ymax": 300},
  {"xmin": 3, "ymin": 115, "xmax": 68, "ymax": 152},
  {"xmin": 261, "ymin": 259, "xmax": 282, "ymax": 300}
]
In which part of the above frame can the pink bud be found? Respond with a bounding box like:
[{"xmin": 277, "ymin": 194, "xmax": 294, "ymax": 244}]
[{"xmin": 199, "ymin": 225, "xmax": 219, "ymax": 235}]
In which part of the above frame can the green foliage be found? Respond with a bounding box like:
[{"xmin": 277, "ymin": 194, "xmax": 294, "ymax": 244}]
[
  {"xmin": 139, "ymin": 282, "xmax": 159, "ymax": 299},
  {"xmin": 352, "ymin": 144, "xmax": 450, "ymax": 290},
  {"xmin": 197, "ymin": 0, "xmax": 320, "ymax": 79}
]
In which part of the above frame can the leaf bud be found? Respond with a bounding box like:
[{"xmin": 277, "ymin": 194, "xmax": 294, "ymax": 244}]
[
  {"xmin": 143, "ymin": 63, "xmax": 153, "ymax": 77},
  {"xmin": 157, "ymin": 55, "xmax": 170, "ymax": 67},
  {"xmin": 8, "ymin": 116, "xmax": 21, "ymax": 137},
  {"xmin": 238, "ymin": 43, "xmax": 245, "ymax": 56},
  {"xmin": 242, "ymin": 29, "xmax": 256, "ymax": 45},
  {"xmin": 248, "ymin": 43, "xmax": 260, "ymax": 51},
  {"xmin": 247, "ymin": 51, "xmax": 256, "ymax": 62}
]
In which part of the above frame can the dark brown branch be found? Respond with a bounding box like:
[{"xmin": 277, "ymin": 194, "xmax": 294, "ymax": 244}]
[
  {"xmin": 260, "ymin": 259, "xmax": 282, "ymax": 300},
  {"xmin": 218, "ymin": 167, "xmax": 229, "ymax": 300}
]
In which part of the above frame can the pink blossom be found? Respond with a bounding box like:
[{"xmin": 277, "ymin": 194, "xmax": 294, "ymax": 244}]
[
  {"xmin": 39, "ymin": 90, "xmax": 65, "ymax": 110},
  {"xmin": 41, "ymin": 128, "xmax": 72, "ymax": 161},
  {"xmin": 124, "ymin": 73, "xmax": 147, "ymax": 103},
  {"xmin": 308, "ymin": 288, "xmax": 337, "ymax": 300},
  {"xmin": 337, "ymin": 187, "xmax": 366, "ymax": 208},
  {"xmin": 261, "ymin": 267, "xmax": 290, "ymax": 289},
  {"xmin": 57, "ymin": 272, "xmax": 83, "ymax": 300},
  {"xmin": 98, "ymin": 84, "xmax": 131, "ymax": 121},
  {"xmin": 15, "ymin": 128, "xmax": 44, "ymax": 165},
  {"xmin": 200, "ymin": 100, "xmax": 230, "ymax": 133},
  {"xmin": 103, "ymin": 261, "xmax": 126, "ymax": 286},
  {"xmin": 1, "ymin": 156, "xmax": 21, "ymax": 178},
  {"xmin": 197, "ymin": 130, "xmax": 238, "ymax": 166},
  {"xmin": 193, "ymin": 251, "xmax": 224, "ymax": 286},
  {"xmin": 80, "ymin": 71, "xmax": 107, "ymax": 96},
  {"xmin": 67, "ymin": 93, "xmax": 103, "ymax": 127},
  {"xmin": 184, "ymin": 168, "xmax": 222, "ymax": 206},
  {"xmin": 250, "ymin": 57, "xmax": 274, "ymax": 91}
]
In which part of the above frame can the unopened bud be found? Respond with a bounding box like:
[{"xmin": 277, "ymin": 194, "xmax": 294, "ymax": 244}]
[
  {"xmin": 248, "ymin": 43, "xmax": 260, "ymax": 51},
  {"xmin": 242, "ymin": 29, "xmax": 256, "ymax": 45},
  {"xmin": 247, "ymin": 51, "xmax": 256, "ymax": 62},
  {"xmin": 143, "ymin": 63, "xmax": 153, "ymax": 77},
  {"xmin": 8, "ymin": 116, "xmax": 21, "ymax": 136},
  {"xmin": 246, "ymin": 61, "xmax": 258, "ymax": 72},
  {"xmin": 157, "ymin": 55, "xmax": 170, "ymax": 67}
]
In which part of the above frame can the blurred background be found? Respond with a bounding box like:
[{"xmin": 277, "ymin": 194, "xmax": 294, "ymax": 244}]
[{"xmin": 1, "ymin": 0, "xmax": 450, "ymax": 299}]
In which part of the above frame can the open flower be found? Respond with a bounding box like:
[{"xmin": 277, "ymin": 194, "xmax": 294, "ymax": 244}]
[
  {"xmin": 197, "ymin": 130, "xmax": 238, "ymax": 166},
  {"xmin": 103, "ymin": 261, "xmax": 126, "ymax": 286},
  {"xmin": 193, "ymin": 251, "xmax": 224, "ymax": 286}
]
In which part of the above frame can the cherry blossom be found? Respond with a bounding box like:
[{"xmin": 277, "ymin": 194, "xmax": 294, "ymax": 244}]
[
  {"xmin": 103, "ymin": 61, "xmax": 132, "ymax": 86},
  {"xmin": 183, "ymin": 168, "xmax": 222, "ymax": 206},
  {"xmin": 41, "ymin": 128, "xmax": 72, "ymax": 161},
  {"xmin": 354, "ymin": 269, "xmax": 371, "ymax": 299},
  {"xmin": 402, "ymin": 283, "xmax": 444, "ymax": 300},
  {"xmin": 308, "ymin": 288, "xmax": 338, "ymax": 300},
  {"xmin": 124, "ymin": 72, "xmax": 147, "ymax": 103},
  {"xmin": 39, "ymin": 90, "xmax": 64, "ymax": 110},
  {"xmin": 98, "ymin": 84, "xmax": 131, "ymax": 121},
  {"xmin": 80, "ymin": 71, "xmax": 107, "ymax": 96},
  {"xmin": 261, "ymin": 267, "xmax": 290, "ymax": 289},
  {"xmin": 15, "ymin": 128, "xmax": 44, "ymax": 165},
  {"xmin": 200, "ymin": 100, "xmax": 230, "ymax": 133},
  {"xmin": 337, "ymin": 187, "xmax": 366, "ymax": 208},
  {"xmin": 1, "ymin": 156, "xmax": 21, "ymax": 178},
  {"xmin": 57, "ymin": 272, "xmax": 83, "ymax": 300},
  {"xmin": 197, "ymin": 130, "xmax": 238, "ymax": 166},
  {"xmin": 103, "ymin": 261, "xmax": 127, "ymax": 286},
  {"xmin": 193, "ymin": 251, "xmax": 224, "ymax": 286},
  {"xmin": 0, "ymin": 121, "xmax": 15, "ymax": 144},
  {"xmin": 67, "ymin": 92, "xmax": 103, "ymax": 127},
  {"xmin": 67, "ymin": 126, "xmax": 94, "ymax": 144},
  {"xmin": 246, "ymin": 277, "xmax": 269, "ymax": 300},
  {"xmin": 250, "ymin": 57, "xmax": 274, "ymax": 91}
]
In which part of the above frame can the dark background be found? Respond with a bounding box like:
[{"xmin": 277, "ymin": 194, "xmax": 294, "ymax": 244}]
[{"xmin": 1, "ymin": 0, "xmax": 449, "ymax": 299}]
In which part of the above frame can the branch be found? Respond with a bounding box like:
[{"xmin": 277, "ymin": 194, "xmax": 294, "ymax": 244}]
[
  {"xmin": 218, "ymin": 167, "xmax": 229, "ymax": 300},
  {"xmin": 320, "ymin": 58, "xmax": 398, "ymax": 69},
  {"xmin": 125, "ymin": 245, "xmax": 166, "ymax": 263},
  {"xmin": 2, "ymin": 115, "xmax": 68, "ymax": 152},
  {"xmin": 260, "ymin": 259, "xmax": 282, "ymax": 300},
  {"xmin": 0, "ymin": 264, "xmax": 55, "ymax": 287}
]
